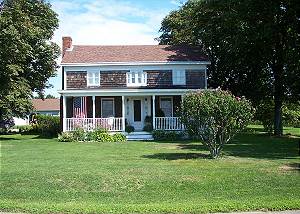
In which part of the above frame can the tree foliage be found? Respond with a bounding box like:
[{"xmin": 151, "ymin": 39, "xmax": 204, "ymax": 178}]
[
  {"xmin": 158, "ymin": 0, "xmax": 300, "ymax": 135},
  {"xmin": 0, "ymin": 0, "xmax": 59, "ymax": 121},
  {"xmin": 181, "ymin": 90, "xmax": 254, "ymax": 158}
]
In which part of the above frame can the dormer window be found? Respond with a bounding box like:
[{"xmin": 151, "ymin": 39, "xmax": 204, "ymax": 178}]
[
  {"xmin": 87, "ymin": 71, "xmax": 100, "ymax": 86},
  {"xmin": 127, "ymin": 71, "xmax": 147, "ymax": 86}
]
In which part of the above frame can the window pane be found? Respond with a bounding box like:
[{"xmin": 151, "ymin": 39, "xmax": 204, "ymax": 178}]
[
  {"xmin": 132, "ymin": 73, "xmax": 135, "ymax": 83},
  {"xmin": 102, "ymin": 100, "xmax": 114, "ymax": 118},
  {"xmin": 88, "ymin": 77, "xmax": 94, "ymax": 84},
  {"xmin": 160, "ymin": 98, "xmax": 172, "ymax": 117}
]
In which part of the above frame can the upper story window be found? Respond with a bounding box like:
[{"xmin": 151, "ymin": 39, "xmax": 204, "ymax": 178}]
[
  {"xmin": 172, "ymin": 69, "xmax": 186, "ymax": 85},
  {"xmin": 127, "ymin": 71, "xmax": 147, "ymax": 86},
  {"xmin": 87, "ymin": 71, "xmax": 100, "ymax": 86}
]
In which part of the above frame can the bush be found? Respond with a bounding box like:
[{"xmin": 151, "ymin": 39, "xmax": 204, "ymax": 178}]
[
  {"xmin": 152, "ymin": 130, "xmax": 183, "ymax": 141},
  {"xmin": 0, "ymin": 117, "xmax": 15, "ymax": 133},
  {"xmin": 143, "ymin": 124, "xmax": 153, "ymax": 132},
  {"xmin": 125, "ymin": 125, "xmax": 134, "ymax": 133},
  {"xmin": 181, "ymin": 90, "xmax": 254, "ymax": 158},
  {"xmin": 18, "ymin": 125, "xmax": 34, "ymax": 134},
  {"xmin": 256, "ymin": 100, "xmax": 300, "ymax": 132},
  {"xmin": 58, "ymin": 132, "xmax": 74, "ymax": 142},
  {"xmin": 72, "ymin": 128, "xmax": 86, "ymax": 141},
  {"xmin": 112, "ymin": 133, "xmax": 126, "ymax": 142},
  {"xmin": 35, "ymin": 114, "xmax": 60, "ymax": 137}
]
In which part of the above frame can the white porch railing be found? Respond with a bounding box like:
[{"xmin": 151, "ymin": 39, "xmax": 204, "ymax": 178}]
[
  {"xmin": 65, "ymin": 117, "xmax": 124, "ymax": 132},
  {"xmin": 154, "ymin": 117, "xmax": 184, "ymax": 130}
]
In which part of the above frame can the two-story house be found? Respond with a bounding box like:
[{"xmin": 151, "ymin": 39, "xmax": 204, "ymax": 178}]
[{"xmin": 58, "ymin": 37, "xmax": 210, "ymax": 135}]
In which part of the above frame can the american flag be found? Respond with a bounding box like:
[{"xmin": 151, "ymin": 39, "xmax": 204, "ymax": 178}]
[{"xmin": 73, "ymin": 97, "xmax": 87, "ymax": 118}]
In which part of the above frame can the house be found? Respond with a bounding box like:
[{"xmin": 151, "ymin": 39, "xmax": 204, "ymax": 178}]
[
  {"xmin": 13, "ymin": 99, "xmax": 60, "ymax": 126},
  {"xmin": 32, "ymin": 99, "xmax": 60, "ymax": 116},
  {"xmin": 58, "ymin": 37, "xmax": 210, "ymax": 134}
]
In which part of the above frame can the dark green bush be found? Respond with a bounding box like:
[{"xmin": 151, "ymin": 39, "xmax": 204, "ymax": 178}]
[
  {"xmin": 143, "ymin": 124, "xmax": 153, "ymax": 132},
  {"xmin": 72, "ymin": 128, "xmax": 86, "ymax": 141},
  {"xmin": 152, "ymin": 130, "xmax": 182, "ymax": 141},
  {"xmin": 125, "ymin": 125, "xmax": 134, "ymax": 133},
  {"xmin": 35, "ymin": 114, "xmax": 60, "ymax": 136}
]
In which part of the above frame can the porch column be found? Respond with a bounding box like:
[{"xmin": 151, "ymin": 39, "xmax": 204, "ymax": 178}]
[
  {"xmin": 92, "ymin": 96, "xmax": 95, "ymax": 128},
  {"xmin": 122, "ymin": 96, "xmax": 125, "ymax": 132},
  {"xmin": 63, "ymin": 95, "xmax": 66, "ymax": 132},
  {"xmin": 152, "ymin": 95, "xmax": 155, "ymax": 130}
]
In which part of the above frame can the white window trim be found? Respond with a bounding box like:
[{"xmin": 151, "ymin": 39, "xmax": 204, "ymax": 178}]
[
  {"xmin": 172, "ymin": 69, "xmax": 186, "ymax": 85},
  {"xmin": 87, "ymin": 71, "xmax": 100, "ymax": 86},
  {"xmin": 101, "ymin": 98, "xmax": 115, "ymax": 118},
  {"xmin": 159, "ymin": 96, "xmax": 173, "ymax": 117},
  {"xmin": 127, "ymin": 71, "xmax": 147, "ymax": 87}
]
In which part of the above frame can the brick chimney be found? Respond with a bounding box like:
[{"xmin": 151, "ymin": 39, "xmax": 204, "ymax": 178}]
[{"xmin": 62, "ymin": 36, "xmax": 72, "ymax": 56}]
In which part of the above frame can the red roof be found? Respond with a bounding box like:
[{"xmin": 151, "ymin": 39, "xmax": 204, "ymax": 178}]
[
  {"xmin": 32, "ymin": 99, "xmax": 60, "ymax": 111},
  {"xmin": 62, "ymin": 45, "xmax": 208, "ymax": 64}
]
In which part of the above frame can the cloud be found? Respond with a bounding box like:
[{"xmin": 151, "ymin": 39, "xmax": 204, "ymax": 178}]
[{"xmin": 47, "ymin": 0, "xmax": 172, "ymax": 96}]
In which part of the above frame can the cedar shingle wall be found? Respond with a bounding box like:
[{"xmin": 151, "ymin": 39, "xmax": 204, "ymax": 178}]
[
  {"xmin": 99, "ymin": 71, "xmax": 127, "ymax": 88},
  {"xmin": 66, "ymin": 71, "xmax": 87, "ymax": 89},
  {"xmin": 146, "ymin": 70, "xmax": 172, "ymax": 88},
  {"xmin": 186, "ymin": 70, "xmax": 206, "ymax": 89}
]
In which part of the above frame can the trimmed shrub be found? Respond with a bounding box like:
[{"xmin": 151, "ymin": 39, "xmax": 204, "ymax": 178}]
[
  {"xmin": 35, "ymin": 114, "xmax": 60, "ymax": 137},
  {"xmin": 58, "ymin": 132, "xmax": 74, "ymax": 142},
  {"xmin": 112, "ymin": 133, "xmax": 126, "ymax": 142},
  {"xmin": 125, "ymin": 125, "xmax": 134, "ymax": 133},
  {"xmin": 152, "ymin": 130, "xmax": 183, "ymax": 141},
  {"xmin": 72, "ymin": 128, "xmax": 86, "ymax": 141}
]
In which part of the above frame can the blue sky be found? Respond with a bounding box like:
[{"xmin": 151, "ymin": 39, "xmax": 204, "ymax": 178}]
[{"xmin": 46, "ymin": 0, "xmax": 186, "ymax": 97}]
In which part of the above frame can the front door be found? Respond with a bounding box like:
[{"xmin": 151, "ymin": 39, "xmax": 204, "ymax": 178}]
[{"xmin": 133, "ymin": 99, "xmax": 143, "ymax": 131}]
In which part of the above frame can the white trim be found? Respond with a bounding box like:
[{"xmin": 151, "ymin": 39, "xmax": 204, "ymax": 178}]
[
  {"xmin": 63, "ymin": 68, "xmax": 67, "ymax": 90},
  {"xmin": 127, "ymin": 71, "xmax": 147, "ymax": 87},
  {"xmin": 122, "ymin": 96, "xmax": 125, "ymax": 131},
  {"xmin": 87, "ymin": 70, "xmax": 100, "ymax": 86},
  {"xmin": 63, "ymin": 96, "xmax": 66, "ymax": 132},
  {"xmin": 58, "ymin": 88, "xmax": 206, "ymax": 96},
  {"xmin": 61, "ymin": 61, "xmax": 211, "ymax": 67},
  {"xmin": 101, "ymin": 98, "xmax": 115, "ymax": 118},
  {"xmin": 159, "ymin": 96, "xmax": 173, "ymax": 117}
]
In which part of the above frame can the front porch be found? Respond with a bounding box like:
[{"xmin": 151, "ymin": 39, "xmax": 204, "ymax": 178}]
[{"xmin": 62, "ymin": 94, "xmax": 184, "ymax": 132}]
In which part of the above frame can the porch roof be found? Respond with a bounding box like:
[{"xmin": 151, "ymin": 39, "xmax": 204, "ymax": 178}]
[{"xmin": 57, "ymin": 88, "xmax": 202, "ymax": 96}]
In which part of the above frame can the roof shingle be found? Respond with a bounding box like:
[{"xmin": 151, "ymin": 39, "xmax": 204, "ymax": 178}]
[
  {"xmin": 61, "ymin": 45, "xmax": 208, "ymax": 64},
  {"xmin": 32, "ymin": 99, "xmax": 60, "ymax": 111}
]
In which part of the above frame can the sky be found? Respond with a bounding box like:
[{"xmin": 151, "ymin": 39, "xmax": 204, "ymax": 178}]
[{"xmin": 46, "ymin": 0, "xmax": 186, "ymax": 97}]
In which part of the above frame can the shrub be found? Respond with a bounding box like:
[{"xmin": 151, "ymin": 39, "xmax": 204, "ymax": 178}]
[
  {"xmin": 58, "ymin": 132, "xmax": 74, "ymax": 142},
  {"xmin": 112, "ymin": 133, "xmax": 126, "ymax": 142},
  {"xmin": 143, "ymin": 124, "xmax": 153, "ymax": 132},
  {"xmin": 35, "ymin": 114, "xmax": 60, "ymax": 137},
  {"xmin": 19, "ymin": 125, "xmax": 34, "ymax": 134},
  {"xmin": 125, "ymin": 125, "xmax": 134, "ymax": 133},
  {"xmin": 72, "ymin": 128, "xmax": 86, "ymax": 141},
  {"xmin": 152, "ymin": 130, "xmax": 182, "ymax": 141},
  {"xmin": 256, "ymin": 100, "xmax": 300, "ymax": 132},
  {"xmin": 0, "ymin": 117, "xmax": 15, "ymax": 133},
  {"xmin": 181, "ymin": 90, "xmax": 254, "ymax": 158}
]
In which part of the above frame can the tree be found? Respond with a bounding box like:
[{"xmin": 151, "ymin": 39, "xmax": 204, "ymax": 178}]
[
  {"xmin": 0, "ymin": 0, "xmax": 60, "ymax": 122},
  {"xmin": 158, "ymin": 0, "xmax": 300, "ymax": 136},
  {"xmin": 34, "ymin": 94, "xmax": 57, "ymax": 99},
  {"xmin": 180, "ymin": 90, "xmax": 254, "ymax": 158}
]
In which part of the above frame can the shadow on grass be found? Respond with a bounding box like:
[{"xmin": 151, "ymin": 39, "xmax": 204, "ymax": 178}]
[
  {"xmin": 144, "ymin": 132, "xmax": 300, "ymax": 160},
  {"xmin": 142, "ymin": 152, "xmax": 210, "ymax": 160}
]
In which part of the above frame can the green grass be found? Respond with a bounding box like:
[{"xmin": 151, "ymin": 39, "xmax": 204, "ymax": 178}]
[{"xmin": 1, "ymin": 127, "xmax": 300, "ymax": 213}]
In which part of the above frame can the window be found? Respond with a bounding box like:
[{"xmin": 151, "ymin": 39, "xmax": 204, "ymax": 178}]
[
  {"xmin": 127, "ymin": 71, "xmax": 147, "ymax": 86},
  {"xmin": 172, "ymin": 69, "xmax": 186, "ymax": 85},
  {"xmin": 87, "ymin": 71, "xmax": 100, "ymax": 86},
  {"xmin": 160, "ymin": 97, "xmax": 173, "ymax": 117},
  {"xmin": 101, "ymin": 98, "xmax": 114, "ymax": 118}
]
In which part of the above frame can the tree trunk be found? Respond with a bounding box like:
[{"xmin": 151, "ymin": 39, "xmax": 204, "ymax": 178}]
[{"xmin": 273, "ymin": 62, "xmax": 284, "ymax": 136}]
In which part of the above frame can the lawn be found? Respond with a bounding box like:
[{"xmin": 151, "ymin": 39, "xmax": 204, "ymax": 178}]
[{"xmin": 0, "ymin": 127, "xmax": 300, "ymax": 213}]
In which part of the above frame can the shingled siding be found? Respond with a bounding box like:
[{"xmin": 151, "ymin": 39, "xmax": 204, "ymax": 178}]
[
  {"xmin": 186, "ymin": 70, "xmax": 206, "ymax": 89},
  {"xmin": 66, "ymin": 71, "xmax": 87, "ymax": 89},
  {"xmin": 146, "ymin": 70, "xmax": 172, "ymax": 88},
  {"xmin": 99, "ymin": 71, "xmax": 127, "ymax": 88}
]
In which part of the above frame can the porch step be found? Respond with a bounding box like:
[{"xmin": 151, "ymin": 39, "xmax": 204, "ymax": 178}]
[{"xmin": 126, "ymin": 132, "xmax": 154, "ymax": 141}]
